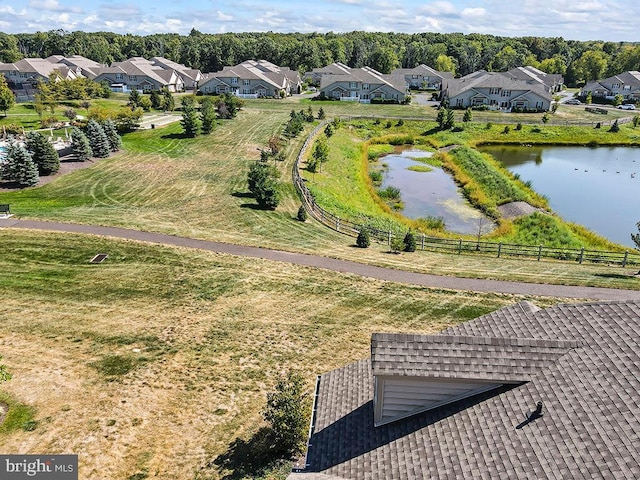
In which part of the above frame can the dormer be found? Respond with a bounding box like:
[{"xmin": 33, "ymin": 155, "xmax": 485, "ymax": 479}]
[{"xmin": 371, "ymin": 333, "xmax": 581, "ymax": 426}]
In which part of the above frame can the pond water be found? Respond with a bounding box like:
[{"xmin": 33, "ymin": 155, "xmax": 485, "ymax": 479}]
[
  {"xmin": 380, "ymin": 150, "xmax": 486, "ymax": 235},
  {"xmin": 479, "ymin": 145, "xmax": 640, "ymax": 248}
]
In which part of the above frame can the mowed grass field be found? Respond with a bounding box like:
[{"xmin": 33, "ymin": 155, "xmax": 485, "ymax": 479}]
[
  {"xmin": 1, "ymin": 98, "xmax": 639, "ymax": 479},
  {"xmin": 0, "ymin": 230, "xmax": 566, "ymax": 479}
]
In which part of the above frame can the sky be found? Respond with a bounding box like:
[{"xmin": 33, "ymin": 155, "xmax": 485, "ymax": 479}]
[{"xmin": 1, "ymin": 0, "xmax": 639, "ymax": 42}]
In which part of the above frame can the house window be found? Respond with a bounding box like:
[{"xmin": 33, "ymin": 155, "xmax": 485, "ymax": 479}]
[
  {"xmin": 612, "ymin": 83, "xmax": 620, "ymax": 89},
  {"xmin": 501, "ymin": 101, "xmax": 508, "ymax": 108},
  {"xmin": 243, "ymin": 79, "xmax": 250, "ymax": 86},
  {"xmin": 501, "ymin": 90, "xmax": 511, "ymax": 97},
  {"xmin": 362, "ymin": 94, "xmax": 369, "ymax": 100},
  {"xmin": 115, "ymin": 73, "xmax": 123, "ymax": 80},
  {"xmin": 20, "ymin": 73, "xmax": 27, "ymax": 78},
  {"xmin": 363, "ymin": 83, "xmax": 369, "ymax": 90},
  {"xmin": 8, "ymin": 71, "xmax": 16, "ymax": 76},
  {"xmin": 349, "ymin": 82, "xmax": 357, "ymax": 88},
  {"xmin": 624, "ymin": 85, "xmax": 631, "ymax": 90},
  {"xmin": 489, "ymin": 88, "xmax": 501, "ymax": 95},
  {"xmin": 242, "ymin": 89, "xmax": 250, "ymax": 94},
  {"xmin": 231, "ymin": 77, "xmax": 238, "ymax": 85},
  {"xmin": 129, "ymin": 75, "xmax": 137, "ymax": 81},
  {"xmin": 456, "ymin": 99, "xmax": 464, "ymax": 107}
]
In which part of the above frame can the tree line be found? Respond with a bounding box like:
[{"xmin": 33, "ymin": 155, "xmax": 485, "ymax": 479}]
[{"xmin": 1, "ymin": 30, "xmax": 639, "ymax": 86}]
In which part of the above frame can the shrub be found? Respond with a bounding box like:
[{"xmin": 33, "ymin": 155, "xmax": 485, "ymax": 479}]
[
  {"xmin": 378, "ymin": 185, "xmax": 401, "ymax": 200},
  {"xmin": 503, "ymin": 125, "xmax": 511, "ymax": 134},
  {"xmin": 369, "ymin": 171, "xmax": 383, "ymax": 184},
  {"xmin": 356, "ymin": 230, "xmax": 371, "ymax": 248},
  {"xmin": 403, "ymin": 231, "xmax": 417, "ymax": 252},
  {"xmin": 297, "ymin": 205, "xmax": 308, "ymax": 222},
  {"xmin": 516, "ymin": 123, "xmax": 523, "ymax": 131}
]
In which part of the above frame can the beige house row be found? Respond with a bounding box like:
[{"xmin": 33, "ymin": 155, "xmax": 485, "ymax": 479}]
[{"xmin": 581, "ymin": 71, "xmax": 640, "ymax": 101}]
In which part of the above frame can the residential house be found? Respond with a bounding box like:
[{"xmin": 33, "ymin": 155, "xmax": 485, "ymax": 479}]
[
  {"xmin": 319, "ymin": 67, "xmax": 407, "ymax": 104},
  {"xmin": 503, "ymin": 66, "xmax": 564, "ymax": 93},
  {"xmin": 93, "ymin": 57, "xmax": 185, "ymax": 93},
  {"xmin": 390, "ymin": 64, "xmax": 454, "ymax": 90},
  {"xmin": 444, "ymin": 71, "xmax": 552, "ymax": 111},
  {"xmin": 292, "ymin": 300, "xmax": 640, "ymax": 479},
  {"xmin": 148, "ymin": 57, "xmax": 203, "ymax": 90},
  {"xmin": 303, "ymin": 62, "xmax": 353, "ymax": 85},
  {"xmin": 54, "ymin": 54, "xmax": 105, "ymax": 80},
  {"xmin": 0, "ymin": 57, "xmax": 80, "ymax": 90},
  {"xmin": 581, "ymin": 71, "xmax": 640, "ymax": 101},
  {"xmin": 198, "ymin": 60, "xmax": 301, "ymax": 98}
]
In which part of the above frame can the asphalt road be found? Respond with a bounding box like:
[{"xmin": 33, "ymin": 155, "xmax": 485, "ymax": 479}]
[{"xmin": 2, "ymin": 218, "xmax": 640, "ymax": 301}]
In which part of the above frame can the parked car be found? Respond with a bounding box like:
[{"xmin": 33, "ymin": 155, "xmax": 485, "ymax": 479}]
[
  {"xmin": 565, "ymin": 98, "xmax": 581, "ymax": 105},
  {"xmin": 616, "ymin": 104, "xmax": 636, "ymax": 110}
]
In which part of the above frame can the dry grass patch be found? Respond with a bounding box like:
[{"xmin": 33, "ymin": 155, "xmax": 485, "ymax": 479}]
[{"xmin": 0, "ymin": 230, "xmax": 567, "ymax": 479}]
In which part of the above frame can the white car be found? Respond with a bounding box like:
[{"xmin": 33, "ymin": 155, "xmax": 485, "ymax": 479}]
[{"xmin": 616, "ymin": 104, "xmax": 636, "ymax": 110}]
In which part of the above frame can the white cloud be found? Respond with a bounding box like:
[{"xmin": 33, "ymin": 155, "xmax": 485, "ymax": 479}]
[
  {"xmin": 216, "ymin": 10, "xmax": 233, "ymax": 21},
  {"xmin": 461, "ymin": 7, "xmax": 486, "ymax": 18}
]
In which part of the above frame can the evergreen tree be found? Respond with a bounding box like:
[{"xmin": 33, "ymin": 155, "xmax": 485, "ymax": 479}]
[
  {"xmin": 247, "ymin": 161, "xmax": 281, "ymax": 210},
  {"xmin": 0, "ymin": 74, "xmax": 15, "ymax": 116},
  {"xmin": 150, "ymin": 90, "xmax": 162, "ymax": 110},
  {"xmin": 102, "ymin": 119, "xmax": 122, "ymax": 152},
  {"xmin": 127, "ymin": 88, "xmax": 141, "ymax": 109},
  {"xmin": 1, "ymin": 140, "xmax": 39, "ymax": 187},
  {"xmin": 25, "ymin": 131, "xmax": 59, "ymax": 175},
  {"xmin": 86, "ymin": 119, "xmax": 111, "ymax": 158},
  {"xmin": 70, "ymin": 127, "xmax": 93, "ymax": 161},
  {"xmin": 463, "ymin": 108, "xmax": 473, "ymax": 122},
  {"xmin": 403, "ymin": 231, "xmax": 417, "ymax": 252},
  {"xmin": 180, "ymin": 96, "xmax": 200, "ymax": 137},
  {"xmin": 317, "ymin": 106, "xmax": 326, "ymax": 120},
  {"xmin": 200, "ymin": 97, "xmax": 216, "ymax": 134},
  {"xmin": 356, "ymin": 229, "xmax": 371, "ymax": 248},
  {"xmin": 161, "ymin": 88, "xmax": 175, "ymax": 112}
]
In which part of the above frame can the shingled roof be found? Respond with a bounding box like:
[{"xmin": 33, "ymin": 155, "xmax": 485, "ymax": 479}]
[{"xmin": 292, "ymin": 300, "xmax": 640, "ymax": 479}]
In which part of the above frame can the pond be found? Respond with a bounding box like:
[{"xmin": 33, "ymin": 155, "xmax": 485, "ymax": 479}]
[
  {"xmin": 479, "ymin": 145, "xmax": 640, "ymax": 248},
  {"xmin": 380, "ymin": 150, "xmax": 487, "ymax": 235}
]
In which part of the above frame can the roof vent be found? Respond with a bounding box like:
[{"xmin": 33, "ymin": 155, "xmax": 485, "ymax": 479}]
[{"xmin": 516, "ymin": 401, "xmax": 544, "ymax": 429}]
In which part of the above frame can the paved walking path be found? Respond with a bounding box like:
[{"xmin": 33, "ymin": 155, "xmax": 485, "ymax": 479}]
[{"xmin": 2, "ymin": 218, "xmax": 640, "ymax": 301}]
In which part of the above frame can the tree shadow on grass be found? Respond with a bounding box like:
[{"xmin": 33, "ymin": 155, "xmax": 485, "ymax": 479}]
[
  {"xmin": 420, "ymin": 126, "xmax": 440, "ymax": 136},
  {"xmin": 231, "ymin": 191, "xmax": 254, "ymax": 199},
  {"xmin": 212, "ymin": 427, "xmax": 290, "ymax": 480},
  {"xmin": 160, "ymin": 132, "xmax": 191, "ymax": 140}
]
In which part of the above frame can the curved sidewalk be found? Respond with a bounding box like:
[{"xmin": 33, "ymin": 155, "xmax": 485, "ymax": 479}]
[{"xmin": 2, "ymin": 218, "xmax": 640, "ymax": 301}]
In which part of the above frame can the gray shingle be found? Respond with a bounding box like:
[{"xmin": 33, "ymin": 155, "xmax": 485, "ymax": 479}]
[{"xmin": 294, "ymin": 300, "xmax": 640, "ymax": 480}]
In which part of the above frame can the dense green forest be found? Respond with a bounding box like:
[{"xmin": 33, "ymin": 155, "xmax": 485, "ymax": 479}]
[{"xmin": 1, "ymin": 29, "xmax": 639, "ymax": 86}]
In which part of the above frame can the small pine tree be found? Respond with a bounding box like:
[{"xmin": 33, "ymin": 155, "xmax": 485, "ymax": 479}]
[
  {"xmin": 463, "ymin": 108, "xmax": 473, "ymax": 123},
  {"xmin": 403, "ymin": 231, "xmax": 417, "ymax": 252},
  {"xmin": 127, "ymin": 89, "xmax": 141, "ymax": 110},
  {"xmin": 25, "ymin": 131, "xmax": 59, "ymax": 175},
  {"xmin": 150, "ymin": 90, "xmax": 162, "ymax": 110},
  {"xmin": 1, "ymin": 141, "xmax": 39, "ymax": 187},
  {"xmin": 200, "ymin": 97, "xmax": 216, "ymax": 134},
  {"xmin": 180, "ymin": 96, "xmax": 200, "ymax": 137},
  {"xmin": 161, "ymin": 88, "xmax": 175, "ymax": 112},
  {"xmin": 297, "ymin": 205, "xmax": 308, "ymax": 222},
  {"xmin": 609, "ymin": 119, "xmax": 620, "ymax": 133},
  {"xmin": 317, "ymin": 106, "xmax": 326, "ymax": 119},
  {"xmin": 247, "ymin": 161, "xmax": 281, "ymax": 210},
  {"xmin": 356, "ymin": 230, "xmax": 370, "ymax": 248},
  {"xmin": 102, "ymin": 119, "xmax": 122, "ymax": 152},
  {"xmin": 86, "ymin": 119, "xmax": 111, "ymax": 158},
  {"xmin": 70, "ymin": 127, "xmax": 93, "ymax": 161}
]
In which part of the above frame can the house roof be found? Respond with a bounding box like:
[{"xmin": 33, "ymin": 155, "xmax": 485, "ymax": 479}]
[
  {"xmin": 503, "ymin": 66, "xmax": 563, "ymax": 90},
  {"xmin": 200, "ymin": 60, "xmax": 299, "ymax": 91},
  {"xmin": 391, "ymin": 64, "xmax": 454, "ymax": 80},
  {"xmin": 294, "ymin": 300, "xmax": 640, "ymax": 479},
  {"xmin": 447, "ymin": 71, "xmax": 551, "ymax": 100},
  {"xmin": 319, "ymin": 67, "xmax": 406, "ymax": 94}
]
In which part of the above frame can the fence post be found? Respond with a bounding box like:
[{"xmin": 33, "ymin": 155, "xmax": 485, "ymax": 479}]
[
  {"xmin": 579, "ymin": 247, "xmax": 584, "ymax": 264},
  {"xmin": 497, "ymin": 242, "xmax": 502, "ymax": 258},
  {"xmin": 458, "ymin": 239, "xmax": 462, "ymax": 255},
  {"xmin": 388, "ymin": 230, "xmax": 392, "ymax": 246},
  {"xmin": 336, "ymin": 218, "xmax": 340, "ymax": 232},
  {"xmin": 538, "ymin": 245, "xmax": 542, "ymax": 261},
  {"xmin": 622, "ymin": 251, "xmax": 628, "ymax": 267}
]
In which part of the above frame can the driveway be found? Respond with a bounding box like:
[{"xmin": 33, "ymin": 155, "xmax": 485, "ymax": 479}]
[{"xmin": 2, "ymin": 218, "xmax": 639, "ymax": 301}]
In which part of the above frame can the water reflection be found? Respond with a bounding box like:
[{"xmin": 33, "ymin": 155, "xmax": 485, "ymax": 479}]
[
  {"xmin": 480, "ymin": 145, "xmax": 640, "ymax": 248},
  {"xmin": 380, "ymin": 150, "xmax": 486, "ymax": 235}
]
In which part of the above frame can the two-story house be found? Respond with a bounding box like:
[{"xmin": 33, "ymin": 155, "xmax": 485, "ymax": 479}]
[
  {"xmin": 503, "ymin": 66, "xmax": 564, "ymax": 93},
  {"xmin": 0, "ymin": 57, "xmax": 81, "ymax": 90},
  {"xmin": 93, "ymin": 58, "xmax": 185, "ymax": 93},
  {"xmin": 319, "ymin": 66, "xmax": 407, "ymax": 103},
  {"xmin": 581, "ymin": 71, "xmax": 640, "ymax": 101},
  {"xmin": 390, "ymin": 64, "xmax": 454, "ymax": 91},
  {"xmin": 444, "ymin": 71, "xmax": 552, "ymax": 111},
  {"xmin": 198, "ymin": 60, "xmax": 301, "ymax": 98}
]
